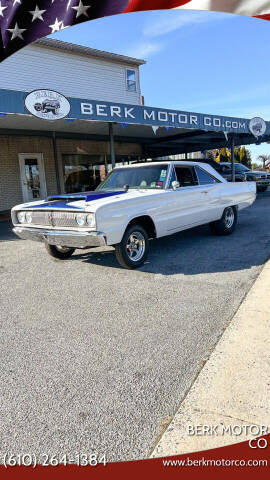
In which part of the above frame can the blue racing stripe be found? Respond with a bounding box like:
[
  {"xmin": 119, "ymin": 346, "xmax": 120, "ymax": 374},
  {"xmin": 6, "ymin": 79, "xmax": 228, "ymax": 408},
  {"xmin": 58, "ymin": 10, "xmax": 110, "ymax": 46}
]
[{"xmin": 23, "ymin": 190, "xmax": 126, "ymax": 210}]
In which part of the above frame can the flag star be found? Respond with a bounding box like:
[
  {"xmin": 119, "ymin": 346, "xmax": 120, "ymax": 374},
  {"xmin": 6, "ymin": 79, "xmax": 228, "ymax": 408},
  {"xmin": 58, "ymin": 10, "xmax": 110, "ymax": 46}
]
[
  {"xmin": 49, "ymin": 18, "xmax": 64, "ymax": 33},
  {"xmin": 0, "ymin": 1, "xmax": 8, "ymax": 17},
  {"xmin": 7, "ymin": 23, "xmax": 26, "ymax": 40},
  {"xmin": 29, "ymin": 5, "xmax": 46, "ymax": 22},
  {"xmin": 72, "ymin": 0, "xmax": 91, "ymax": 18}
]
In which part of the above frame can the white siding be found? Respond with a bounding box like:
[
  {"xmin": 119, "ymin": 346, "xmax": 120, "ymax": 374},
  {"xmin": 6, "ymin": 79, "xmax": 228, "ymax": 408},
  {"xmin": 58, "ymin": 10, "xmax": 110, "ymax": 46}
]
[{"xmin": 0, "ymin": 45, "xmax": 142, "ymax": 105}]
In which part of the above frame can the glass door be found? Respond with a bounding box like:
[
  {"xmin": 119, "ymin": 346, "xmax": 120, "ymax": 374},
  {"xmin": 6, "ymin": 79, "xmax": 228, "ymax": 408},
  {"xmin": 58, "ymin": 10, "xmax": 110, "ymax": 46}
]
[{"xmin": 19, "ymin": 154, "xmax": 47, "ymax": 203}]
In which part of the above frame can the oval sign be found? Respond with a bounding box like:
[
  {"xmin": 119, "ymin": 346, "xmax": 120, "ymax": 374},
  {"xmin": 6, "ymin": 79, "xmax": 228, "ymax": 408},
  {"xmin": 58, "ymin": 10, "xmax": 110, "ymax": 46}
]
[
  {"xmin": 25, "ymin": 89, "xmax": 71, "ymax": 120},
  {"xmin": 249, "ymin": 117, "xmax": 266, "ymax": 137}
]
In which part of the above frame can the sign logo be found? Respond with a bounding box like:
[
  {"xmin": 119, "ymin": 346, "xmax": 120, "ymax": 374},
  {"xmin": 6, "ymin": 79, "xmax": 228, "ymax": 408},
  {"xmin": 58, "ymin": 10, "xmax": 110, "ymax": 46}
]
[
  {"xmin": 249, "ymin": 117, "xmax": 266, "ymax": 137},
  {"xmin": 25, "ymin": 89, "xmax": 71, "ymax": 120}
]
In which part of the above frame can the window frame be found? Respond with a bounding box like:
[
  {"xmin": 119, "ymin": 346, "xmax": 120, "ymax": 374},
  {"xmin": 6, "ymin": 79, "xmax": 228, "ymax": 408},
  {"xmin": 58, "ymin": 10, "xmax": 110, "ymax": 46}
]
[
  {"xmin": 168, "ymin": 165, "xmax": 198, "ymax": 189},
  {"xmin": 167, "ymin": 164, "xmax": 221, "ymax": 189},
  {"xmin": 194, "ymin": 166, "xmax": 221, "ymax": 185},
  {"xmin": 126, "ymin": 68, "xmax": 137, "ymax": 93}
]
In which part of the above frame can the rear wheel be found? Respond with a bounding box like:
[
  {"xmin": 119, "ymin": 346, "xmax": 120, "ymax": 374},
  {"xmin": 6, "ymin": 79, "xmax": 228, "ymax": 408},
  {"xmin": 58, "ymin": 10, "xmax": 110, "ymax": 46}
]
[
  {"xmin": 210, "ymin": 206, "xmax": 237, "ymax": 236},
  {"xmin": 45, "ymin": 244, "xmax": 75, "ymax": 259},
  {"xmin": 114, "ymin": 224, "xmax": 149, "ymax": 269},
  {"xmin": 257, "ymin": 185, "xmax": 268, "ymax": 193}
]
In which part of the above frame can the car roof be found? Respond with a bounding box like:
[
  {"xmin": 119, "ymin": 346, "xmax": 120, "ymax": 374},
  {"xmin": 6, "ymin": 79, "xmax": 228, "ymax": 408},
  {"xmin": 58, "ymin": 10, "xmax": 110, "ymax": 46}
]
[
  {"xmin": 114, "ymin": 161, "xmax": 226, "ymax": 183},
  {"xmin": 219, "ymin": 162, "xmax": 242, "ymax": 166},
  {"xmin": 115, "ymin": 161, "xmax": 215, "ymax": 168}
]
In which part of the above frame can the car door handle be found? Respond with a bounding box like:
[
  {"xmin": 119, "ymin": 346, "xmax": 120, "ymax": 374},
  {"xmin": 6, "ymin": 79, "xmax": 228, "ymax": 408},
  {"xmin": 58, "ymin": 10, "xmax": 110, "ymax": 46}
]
[{"xmin": 201, "ymin": 191, "xmax": 209, "ymax": 194}]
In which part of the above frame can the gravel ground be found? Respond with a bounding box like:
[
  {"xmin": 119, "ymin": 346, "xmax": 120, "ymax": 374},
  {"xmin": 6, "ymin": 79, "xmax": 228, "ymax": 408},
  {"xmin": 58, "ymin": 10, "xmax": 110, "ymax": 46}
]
[{"xmin": 0, "ymin": 192, "xmax": 270, "ymax": 463}]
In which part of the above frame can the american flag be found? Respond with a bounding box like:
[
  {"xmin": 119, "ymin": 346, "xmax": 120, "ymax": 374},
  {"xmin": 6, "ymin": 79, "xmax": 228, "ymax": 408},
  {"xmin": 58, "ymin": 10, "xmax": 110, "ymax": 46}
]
[
  {"xmin": 0, "ymin": 1, "xmax": 270, "ymax": 63},
  {"xmin": 0, "ymin": 0, "xmax": 131, "ymax": 62}
]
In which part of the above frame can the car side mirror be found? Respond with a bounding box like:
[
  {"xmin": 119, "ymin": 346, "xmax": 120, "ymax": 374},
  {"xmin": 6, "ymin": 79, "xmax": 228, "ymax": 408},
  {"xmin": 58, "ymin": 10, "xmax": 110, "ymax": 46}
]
[{"xmin": 172, "ymin": 181, "xmax": 180, "ymax": 190}]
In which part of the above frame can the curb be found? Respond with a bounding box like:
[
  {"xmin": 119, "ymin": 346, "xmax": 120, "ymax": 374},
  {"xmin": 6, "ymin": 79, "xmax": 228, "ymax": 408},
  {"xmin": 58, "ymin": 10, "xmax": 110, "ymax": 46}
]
[{"xmin": 151, "ymin": 259, "xmax": 270, "ymax": 458}]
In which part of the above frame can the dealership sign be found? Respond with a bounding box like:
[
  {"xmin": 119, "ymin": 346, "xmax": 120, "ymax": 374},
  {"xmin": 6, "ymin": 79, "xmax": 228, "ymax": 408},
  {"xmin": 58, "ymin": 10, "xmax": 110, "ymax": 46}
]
[
  {"xmin": 24, "ymin": 89, "xmax": 71, "ymax": 120},
  {"xmin": 77, "ymin": 101, "xmax": 248, "ymax": 132},
  {"xmin": 249, "ymin": 117, "xmax": 267, "ymax": 137},
  {"xmin": 0, "ymin": 88, "xmax": 269, "ymax": 136}
]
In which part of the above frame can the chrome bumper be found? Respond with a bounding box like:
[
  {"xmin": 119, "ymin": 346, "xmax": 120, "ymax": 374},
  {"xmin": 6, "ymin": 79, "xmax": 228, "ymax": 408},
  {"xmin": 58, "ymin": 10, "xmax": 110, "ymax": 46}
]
[{"xmin": 13, "ymin": 227, "xmax": 106, "ymax": 248}]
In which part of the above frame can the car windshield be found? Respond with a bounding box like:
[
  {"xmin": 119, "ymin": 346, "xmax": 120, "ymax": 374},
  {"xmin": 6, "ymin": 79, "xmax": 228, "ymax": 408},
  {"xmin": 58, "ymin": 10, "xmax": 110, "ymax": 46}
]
[
  {"xmin": 221, "ymin": 163, "xmax": 250, "ymax": 173},
  {"xmin": 96, "ymin": 165, "xmax": 169, "ymax": 191},
  {"xmin": 235, "ymin": 164, "xmax": 250, "ymax": 173}
]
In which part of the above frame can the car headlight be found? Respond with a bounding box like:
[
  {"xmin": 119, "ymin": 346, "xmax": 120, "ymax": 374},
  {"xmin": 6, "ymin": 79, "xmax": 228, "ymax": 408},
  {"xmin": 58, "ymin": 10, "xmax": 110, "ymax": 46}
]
[
  {"xmin": 86, "ymin": 213, "xmax": 95, "ymax": 228},
  {"xmin": 17, "ymin": 212, "xmax": 25, "ymax": 223},
  {"xmin": 75, "ymin": 213, "xmax": 86, "ymax": 226},
  {"xmin": 25, "ymin": 212, "xmax": 32, "ymax": 224}
]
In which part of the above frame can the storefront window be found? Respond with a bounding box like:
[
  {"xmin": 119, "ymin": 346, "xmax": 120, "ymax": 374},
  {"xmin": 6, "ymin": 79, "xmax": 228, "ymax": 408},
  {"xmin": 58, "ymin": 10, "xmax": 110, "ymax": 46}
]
[
  {"xmin": 106, "ymin": 155, "xmax": 141, "ymax": 173},
  {"xmin": 62, "ymin": 154, "xmax": 142, "ymax": 193},
  {"xmin": 62, "ymin": 155, "xmax": 106, "ymax": 193}
]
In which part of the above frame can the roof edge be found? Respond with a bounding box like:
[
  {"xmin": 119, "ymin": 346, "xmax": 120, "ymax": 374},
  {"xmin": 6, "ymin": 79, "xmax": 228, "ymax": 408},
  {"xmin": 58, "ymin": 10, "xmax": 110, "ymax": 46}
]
[{"xmin": 34, "ymin": 38, "xmax": 146, "ymax": 66}]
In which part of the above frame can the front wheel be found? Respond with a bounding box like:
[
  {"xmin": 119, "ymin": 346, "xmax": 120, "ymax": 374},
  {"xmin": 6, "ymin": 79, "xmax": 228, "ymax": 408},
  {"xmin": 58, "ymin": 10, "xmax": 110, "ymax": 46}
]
[
  {"xmin": 45, "ymin": 244, "xmax": 75, "ymax": 259},
  {"xmin": 114, "ymin": 224, "xmax": 149, "ymax": 269},
  {"xmin": 210, "ymin": 206, "xmax": 237, "ymax": 236}
]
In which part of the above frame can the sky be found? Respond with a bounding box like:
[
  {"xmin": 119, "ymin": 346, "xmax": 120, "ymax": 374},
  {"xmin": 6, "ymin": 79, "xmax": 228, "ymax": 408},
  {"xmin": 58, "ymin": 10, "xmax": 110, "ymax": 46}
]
[{"xmin": 51, "ymin": 9, "xmax": 270, "ymax": 164}]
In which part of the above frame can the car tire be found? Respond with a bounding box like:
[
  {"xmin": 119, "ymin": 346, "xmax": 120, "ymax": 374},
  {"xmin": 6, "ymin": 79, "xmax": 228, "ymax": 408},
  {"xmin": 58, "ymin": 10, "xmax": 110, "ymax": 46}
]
[
  {"xmin": 257, "ymin": 185, "xmax": 268, "ymax": 193},
  {"xmin": 45, "ymin": 244, "xmax": 75, "ymax": 259},
  {"xmin": 114, "ymin": 224, "xmax": 149, "ymax": 269},
  {"xmin": 210, "ymin": 206, "xmax": 237, "ymax": 236}
]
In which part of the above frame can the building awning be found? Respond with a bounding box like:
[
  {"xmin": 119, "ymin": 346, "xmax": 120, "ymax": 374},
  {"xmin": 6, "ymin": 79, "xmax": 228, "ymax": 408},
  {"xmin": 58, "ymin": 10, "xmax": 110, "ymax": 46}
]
[{"xmin": 0, "ymin": 88, "xmax": 269, "ymax": 157}]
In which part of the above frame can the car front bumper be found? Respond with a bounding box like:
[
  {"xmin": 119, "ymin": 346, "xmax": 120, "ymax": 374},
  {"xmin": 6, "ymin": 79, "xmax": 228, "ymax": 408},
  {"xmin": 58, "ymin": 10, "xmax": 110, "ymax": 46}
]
[{"xmin": 13, "ymin": 227, "xmax": 107, "ymax": 248}]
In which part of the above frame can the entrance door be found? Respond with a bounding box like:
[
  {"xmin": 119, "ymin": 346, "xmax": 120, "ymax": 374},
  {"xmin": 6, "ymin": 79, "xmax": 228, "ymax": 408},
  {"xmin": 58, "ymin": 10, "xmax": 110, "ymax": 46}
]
[{"xmin": 19, "ymin": 154, "xmax": 47, "ymax": 203}]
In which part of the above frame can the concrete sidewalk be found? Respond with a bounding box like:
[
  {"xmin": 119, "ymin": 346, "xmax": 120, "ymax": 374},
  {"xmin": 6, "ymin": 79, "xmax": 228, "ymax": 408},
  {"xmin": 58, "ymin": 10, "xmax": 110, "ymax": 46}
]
[{"xmin": 151, "ymin": 259, "xmax": 270, "ymax": 457}]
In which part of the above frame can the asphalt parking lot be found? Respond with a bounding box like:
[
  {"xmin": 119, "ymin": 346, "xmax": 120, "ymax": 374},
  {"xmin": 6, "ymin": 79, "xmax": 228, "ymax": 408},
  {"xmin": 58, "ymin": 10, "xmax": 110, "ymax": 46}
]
[{"xmin": 1, "ymin": 191, "xmax": 270, "ymax": 463}]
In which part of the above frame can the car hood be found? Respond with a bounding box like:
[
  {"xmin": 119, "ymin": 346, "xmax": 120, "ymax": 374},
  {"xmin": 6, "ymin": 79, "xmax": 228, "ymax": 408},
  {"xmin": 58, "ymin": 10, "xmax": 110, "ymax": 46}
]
[
  {"xmin": 21, "ymin": 191, "xmax": 127, "ymax": 210},
  {"xmin": 247, "ymin": 170, "xmax": 266, "ymax": 176},
  {"xmin": 16, "ymin": 189, "xmax": 165, "ymax": 212}
]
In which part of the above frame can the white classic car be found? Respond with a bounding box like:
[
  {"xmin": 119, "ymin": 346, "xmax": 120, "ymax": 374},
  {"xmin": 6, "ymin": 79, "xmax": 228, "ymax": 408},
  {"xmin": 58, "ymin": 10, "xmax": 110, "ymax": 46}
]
[{"xmin": 11, "ymin": 162, "xmax": 256, "ymax": 269}]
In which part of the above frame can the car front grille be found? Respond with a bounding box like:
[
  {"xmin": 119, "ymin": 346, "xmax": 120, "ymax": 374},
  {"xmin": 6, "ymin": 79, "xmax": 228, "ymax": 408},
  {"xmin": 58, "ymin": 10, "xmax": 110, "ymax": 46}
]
[{"xmin": 21, "ymin": 211, "xmax": 82, "ymax": 228}]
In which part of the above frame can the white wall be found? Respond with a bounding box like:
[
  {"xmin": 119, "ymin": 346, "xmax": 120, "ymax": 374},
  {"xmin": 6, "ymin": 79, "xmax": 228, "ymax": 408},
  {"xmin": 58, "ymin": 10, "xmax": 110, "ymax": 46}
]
[{"xmin": 0, "ymin": 44, "xmax": 142, "ymax": 105}]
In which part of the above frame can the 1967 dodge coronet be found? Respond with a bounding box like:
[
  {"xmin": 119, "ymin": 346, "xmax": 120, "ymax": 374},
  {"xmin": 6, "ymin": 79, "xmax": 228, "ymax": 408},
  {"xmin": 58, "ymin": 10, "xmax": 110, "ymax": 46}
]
[{"xmin": 12, "ymin": 161, "xmax": 256, "ymax": 269}]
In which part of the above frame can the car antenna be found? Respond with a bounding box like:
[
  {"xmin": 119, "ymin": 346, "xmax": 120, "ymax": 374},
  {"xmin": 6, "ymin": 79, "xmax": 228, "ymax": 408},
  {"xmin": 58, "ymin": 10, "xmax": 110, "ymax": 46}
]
[{"xmin": 123, "ymin": 184, "xmax": 129, "ymax": 192}]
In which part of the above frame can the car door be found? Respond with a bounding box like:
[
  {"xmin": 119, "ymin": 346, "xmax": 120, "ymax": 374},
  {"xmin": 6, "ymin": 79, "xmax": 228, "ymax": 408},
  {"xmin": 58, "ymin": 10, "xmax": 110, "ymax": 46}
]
[
  {"xmin": 194, "ymin": 166, "xmax": 223, "ymax": 222},
  {"xmin": 162, "ymin": 165, "xmax": 212, "ymax": 234}
]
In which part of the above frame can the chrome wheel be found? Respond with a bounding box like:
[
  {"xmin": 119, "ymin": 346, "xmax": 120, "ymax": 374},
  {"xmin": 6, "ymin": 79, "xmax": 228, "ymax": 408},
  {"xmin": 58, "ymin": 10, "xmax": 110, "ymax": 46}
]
[
  {"xmin": 224, "ymin": 208, "xmax": 234, "ymax": 229},
  {"xmin": 126, "ymin": 231, "xmax": 145, "ymax": 262}
]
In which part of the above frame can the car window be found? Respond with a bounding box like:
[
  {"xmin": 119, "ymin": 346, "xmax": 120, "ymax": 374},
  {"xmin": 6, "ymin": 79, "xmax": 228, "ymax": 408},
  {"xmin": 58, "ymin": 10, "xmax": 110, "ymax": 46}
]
[
  {"xmin": 221, "ymin": 164, "xmax": 231, "ymax": 171},
  {"xmin": 96, "ymin": 164, "xmax": 169, "ymax": 190},
  {"xmin": 195, "ymin": 167, "xmax": 220, "ymax": 185},
  {"xmin": 174, "ymin": 167, "xmax": 197, "ymax": 187},
  {"xmin": 235, "ymin": 164, "xmax": 250, "ymax": 173}
]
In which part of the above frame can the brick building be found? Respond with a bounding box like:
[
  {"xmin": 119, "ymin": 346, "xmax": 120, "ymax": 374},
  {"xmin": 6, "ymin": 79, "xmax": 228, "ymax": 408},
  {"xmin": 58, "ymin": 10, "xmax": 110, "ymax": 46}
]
[
  {"xmin": 1, "ymin": 38, "xmax": 263, "ymax": 213},
  {"xmin": 0, "ymin": 39, "xmax": 145, "ymax": 212}
]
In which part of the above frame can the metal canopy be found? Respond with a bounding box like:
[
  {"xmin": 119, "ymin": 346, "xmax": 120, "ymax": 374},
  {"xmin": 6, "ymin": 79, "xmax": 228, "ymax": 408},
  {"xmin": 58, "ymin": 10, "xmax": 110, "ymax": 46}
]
[{"xmin": 0, "ymin": 114, "xmax": 268, "ymax": 159}]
